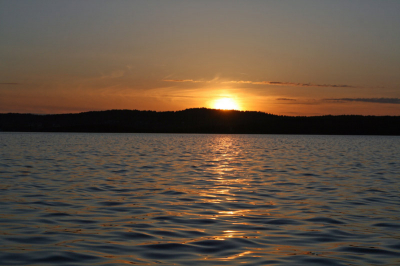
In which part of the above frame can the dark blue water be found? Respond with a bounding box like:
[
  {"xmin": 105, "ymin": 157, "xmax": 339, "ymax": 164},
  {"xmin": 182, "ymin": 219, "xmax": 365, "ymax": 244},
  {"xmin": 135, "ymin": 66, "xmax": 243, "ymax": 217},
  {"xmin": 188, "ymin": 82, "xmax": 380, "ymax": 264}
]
[{"xmin": 1, "ymin": 133, "xmax": 399, "ymax": 265}]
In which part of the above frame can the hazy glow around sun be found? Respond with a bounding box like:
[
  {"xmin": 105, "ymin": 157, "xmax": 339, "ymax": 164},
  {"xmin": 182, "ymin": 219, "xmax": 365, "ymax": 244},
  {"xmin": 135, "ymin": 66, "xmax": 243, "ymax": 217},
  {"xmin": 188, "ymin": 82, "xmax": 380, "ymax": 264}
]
[{"xmin": 213, "ymin": 98, "xmax": 240, "ymax": 110}]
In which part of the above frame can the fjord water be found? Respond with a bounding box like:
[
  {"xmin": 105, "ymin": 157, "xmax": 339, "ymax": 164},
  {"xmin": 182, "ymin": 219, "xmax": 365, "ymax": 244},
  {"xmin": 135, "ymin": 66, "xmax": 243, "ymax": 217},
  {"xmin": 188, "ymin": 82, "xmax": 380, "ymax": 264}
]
[{"xmin": 1, "ymin": 133, "xmax": 399, "ymax": 265}]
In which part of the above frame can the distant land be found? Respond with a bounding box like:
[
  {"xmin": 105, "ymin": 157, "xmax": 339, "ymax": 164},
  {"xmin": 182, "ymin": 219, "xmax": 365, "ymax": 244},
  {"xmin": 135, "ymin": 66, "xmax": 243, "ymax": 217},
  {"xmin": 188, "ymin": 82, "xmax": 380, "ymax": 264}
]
[{"xmin": 1, "ymin": 108, "xmax": 400, "ymax": 135}]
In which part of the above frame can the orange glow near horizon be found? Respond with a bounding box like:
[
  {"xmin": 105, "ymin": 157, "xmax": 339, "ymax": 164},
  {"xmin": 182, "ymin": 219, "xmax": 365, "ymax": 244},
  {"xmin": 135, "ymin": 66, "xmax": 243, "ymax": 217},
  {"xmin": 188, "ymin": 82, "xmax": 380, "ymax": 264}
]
[{"xmin": 213, "ymin": 98, "xmax": 240, "ymax": 110}]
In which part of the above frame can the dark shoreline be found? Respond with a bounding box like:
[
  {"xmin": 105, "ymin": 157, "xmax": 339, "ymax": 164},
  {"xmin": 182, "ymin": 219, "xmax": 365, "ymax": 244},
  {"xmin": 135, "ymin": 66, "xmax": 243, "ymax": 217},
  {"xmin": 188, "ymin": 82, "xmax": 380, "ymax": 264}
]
[{"xmin": 1, "ymin": 108, "xmax": 399, "ymax": 135}]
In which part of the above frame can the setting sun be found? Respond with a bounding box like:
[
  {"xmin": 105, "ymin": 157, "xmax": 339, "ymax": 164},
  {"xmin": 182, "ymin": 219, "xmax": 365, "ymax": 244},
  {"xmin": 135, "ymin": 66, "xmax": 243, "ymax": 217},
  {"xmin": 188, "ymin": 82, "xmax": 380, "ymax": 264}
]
[{"xmin": 213, "ymin": 98, "xmax": 240, "ymax": 110}]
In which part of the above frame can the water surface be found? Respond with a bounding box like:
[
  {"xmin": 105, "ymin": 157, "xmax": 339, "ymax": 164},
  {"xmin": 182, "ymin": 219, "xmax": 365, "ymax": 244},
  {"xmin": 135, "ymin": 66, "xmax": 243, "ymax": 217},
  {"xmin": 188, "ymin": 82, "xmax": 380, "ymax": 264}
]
[{"xmin": 1, "ymin": 133, "xmax": 399, "ymax": 265}]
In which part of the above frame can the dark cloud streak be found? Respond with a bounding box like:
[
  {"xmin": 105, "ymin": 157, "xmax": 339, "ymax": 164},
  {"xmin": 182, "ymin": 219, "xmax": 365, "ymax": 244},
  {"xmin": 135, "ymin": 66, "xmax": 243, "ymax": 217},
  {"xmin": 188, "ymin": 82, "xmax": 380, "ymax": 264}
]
[
  {"xmin": 228, "ymin": 80, "xmax": 357, "ymax": 88},
  {"xmin": 325, "ymin": 98, "xmax": 400, "ymax": 104},
  {"xmin": 162, "ymin": 79, "xmax": 204, "ymax": 83},
  {"xmin": 276, "ymin": 98, "xmax": 297, "ymax": 101}
]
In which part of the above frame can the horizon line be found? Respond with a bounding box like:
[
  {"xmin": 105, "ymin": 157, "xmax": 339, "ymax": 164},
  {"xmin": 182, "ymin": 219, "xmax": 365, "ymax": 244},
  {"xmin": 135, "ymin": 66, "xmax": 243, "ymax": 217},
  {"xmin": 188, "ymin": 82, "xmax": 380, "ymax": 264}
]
[{"xmin": 1, "ymin": 107, "xmax": 399, "ymax": 118}]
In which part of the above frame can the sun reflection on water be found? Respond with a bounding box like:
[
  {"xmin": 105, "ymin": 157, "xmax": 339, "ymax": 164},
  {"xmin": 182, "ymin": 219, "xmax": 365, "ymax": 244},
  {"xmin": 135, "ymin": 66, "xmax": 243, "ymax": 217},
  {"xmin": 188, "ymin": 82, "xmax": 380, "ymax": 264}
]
[
  {"xmin": 193, "ymin": 135, "xmax": 261, "ymax": 261},
  {"xmin": 222, "ymin": 250, "xmax": 253, "ymax": 260}
]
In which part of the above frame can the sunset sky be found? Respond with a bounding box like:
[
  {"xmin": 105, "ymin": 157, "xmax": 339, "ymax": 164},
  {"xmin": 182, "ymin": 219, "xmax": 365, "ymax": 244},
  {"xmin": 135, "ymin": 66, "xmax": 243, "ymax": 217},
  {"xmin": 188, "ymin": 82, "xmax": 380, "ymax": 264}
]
[{"xmin": 1, "ymin": 0, "xmax": 400, "ymax": 116}]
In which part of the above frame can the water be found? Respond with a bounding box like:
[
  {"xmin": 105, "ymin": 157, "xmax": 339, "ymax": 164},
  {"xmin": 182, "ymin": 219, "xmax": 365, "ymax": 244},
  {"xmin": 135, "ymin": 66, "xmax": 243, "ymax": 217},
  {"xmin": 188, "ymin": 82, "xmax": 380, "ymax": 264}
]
[{"xmin": 0, "ymin": 133, "xmax": 399, "ymax": 265}]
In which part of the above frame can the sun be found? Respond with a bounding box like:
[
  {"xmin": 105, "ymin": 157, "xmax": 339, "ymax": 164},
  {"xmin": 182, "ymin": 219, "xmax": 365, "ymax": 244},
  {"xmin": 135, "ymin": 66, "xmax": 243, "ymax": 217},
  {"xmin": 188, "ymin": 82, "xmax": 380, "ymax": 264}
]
[{"xmin": 213, "ymin": 98, "xmax": 240, "ymax": 110}]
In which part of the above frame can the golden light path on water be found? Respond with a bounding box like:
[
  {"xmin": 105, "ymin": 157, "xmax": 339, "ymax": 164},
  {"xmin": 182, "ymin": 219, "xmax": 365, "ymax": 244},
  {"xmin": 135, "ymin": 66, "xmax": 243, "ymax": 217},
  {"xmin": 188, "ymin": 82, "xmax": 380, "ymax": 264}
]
[{"xmin": 189, "ymin": 135, "xmax": 277, "ymax": 262}]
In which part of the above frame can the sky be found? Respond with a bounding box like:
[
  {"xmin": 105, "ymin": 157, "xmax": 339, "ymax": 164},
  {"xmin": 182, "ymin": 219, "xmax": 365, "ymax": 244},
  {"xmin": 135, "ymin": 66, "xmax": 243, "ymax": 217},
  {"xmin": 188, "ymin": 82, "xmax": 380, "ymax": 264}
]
[{"xmin": 1, "ymin": 0, "xmax": 400, "ymax": 116}]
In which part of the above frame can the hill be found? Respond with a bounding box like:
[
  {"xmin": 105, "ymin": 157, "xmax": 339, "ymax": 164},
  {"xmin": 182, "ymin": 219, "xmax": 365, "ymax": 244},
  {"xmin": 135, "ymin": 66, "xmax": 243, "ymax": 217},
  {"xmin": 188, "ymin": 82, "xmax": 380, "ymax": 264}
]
[{"xmin": 1, "ymin": 108, "xmax": 399, "ymax": 135}]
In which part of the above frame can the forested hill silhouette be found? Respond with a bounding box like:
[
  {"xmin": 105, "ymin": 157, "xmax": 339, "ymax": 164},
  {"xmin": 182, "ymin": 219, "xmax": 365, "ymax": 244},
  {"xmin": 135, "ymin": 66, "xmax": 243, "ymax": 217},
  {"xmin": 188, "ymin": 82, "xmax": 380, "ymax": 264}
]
[{"xmin": 1, "ymin": 108, "xmax": 399, "ymax": 135}]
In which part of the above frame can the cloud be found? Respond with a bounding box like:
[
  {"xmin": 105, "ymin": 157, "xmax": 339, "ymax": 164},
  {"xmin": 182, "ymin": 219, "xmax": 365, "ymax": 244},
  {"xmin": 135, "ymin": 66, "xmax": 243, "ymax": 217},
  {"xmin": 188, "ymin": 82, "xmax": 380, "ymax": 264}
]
[
  {"xmin": 276, "ymin": 98, "xmax": 400, "ymax": 105},
  {"xmin": 159, "ymin": 95, "xmax": 202, "ymax": 99},
  {"xmin": 222, "ymin": 80, "xmax": 253, "ymax": 84},
  {"xmin": 276, "ymin": 98, "xmax": 297, "ymax": 101},
  {"xmin": 224, "ymin": 80, "xmax": 356, "ymax": 88},
  {"xmin": 163, "ymin": 78, "xmax": 357, "ymax": 88},
  {"xmin": 0, "ymin": 83, "xmax": 19, "ymax": 85},
  {"xmin": 325, "ymin": 98, "xmax": 400, "ymax": 104},
  {"xmin": 162, "ymin": 78, "xmax": 361, "ymax": 91},
  {"xmin": 162, "ymin": 79, "xmax": 205, "ymax": 83}
]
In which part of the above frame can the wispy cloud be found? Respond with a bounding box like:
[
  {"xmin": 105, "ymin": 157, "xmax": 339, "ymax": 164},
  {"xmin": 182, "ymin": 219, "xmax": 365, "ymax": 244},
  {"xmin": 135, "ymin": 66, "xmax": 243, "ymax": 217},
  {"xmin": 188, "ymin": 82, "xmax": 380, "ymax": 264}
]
[
  {"xmin": 224, "ymin": 80, "xmax": 357, "ymax": 88},
  {"xmin": 325, "ymin": 98, "xmax": 400, "ymax": 104},
  {"xmin": 162, "ymin": 78, "xmax": 357, "ymax": 88},
  {"xmin": 162, "ymin": 79, "xmax": 205, "ymax": 83},
  {"xmin": 275, "ymin": 97, "xmax": 400, "ymax": 105},
  {"xmin": 158, "ymin": 95, "xmax": 203, "ymax": 99}
]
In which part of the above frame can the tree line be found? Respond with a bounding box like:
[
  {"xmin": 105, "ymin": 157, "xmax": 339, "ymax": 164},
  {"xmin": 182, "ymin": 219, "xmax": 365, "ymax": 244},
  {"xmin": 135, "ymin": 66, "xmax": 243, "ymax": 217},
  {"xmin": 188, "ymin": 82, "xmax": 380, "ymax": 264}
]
[{"xmin": 1, "ymin": 108, "xmax": 399, "ymax": 135}]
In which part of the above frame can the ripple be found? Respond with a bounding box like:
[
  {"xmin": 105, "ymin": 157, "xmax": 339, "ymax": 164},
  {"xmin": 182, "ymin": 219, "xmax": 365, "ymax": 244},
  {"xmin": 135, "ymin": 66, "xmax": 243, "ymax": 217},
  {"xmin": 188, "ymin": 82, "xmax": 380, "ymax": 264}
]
[
  {"xmin": 113, "ymin": 231, "xmax": 155, "ymax": 240},
  {"xmin": 306, "ymin": 217, "xmax": 346, "ymax": 225},
  {"xmin": 338, "ymin": 246, "xmax": 400, "ymax": 256},
  {"xmin": 264, "ymin": 218, "xmax": 303, "ymax": 225},
  {"xmin": 373, "ymin": 222, "xmax": 400, "ymax": 229},
  {"xmin": 192, "ymin": 239, "xmax": 240, "ymax": 253},
  {"xmin": 5, "ymin": 236, "xmax": 56, "ymax": 244}
]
